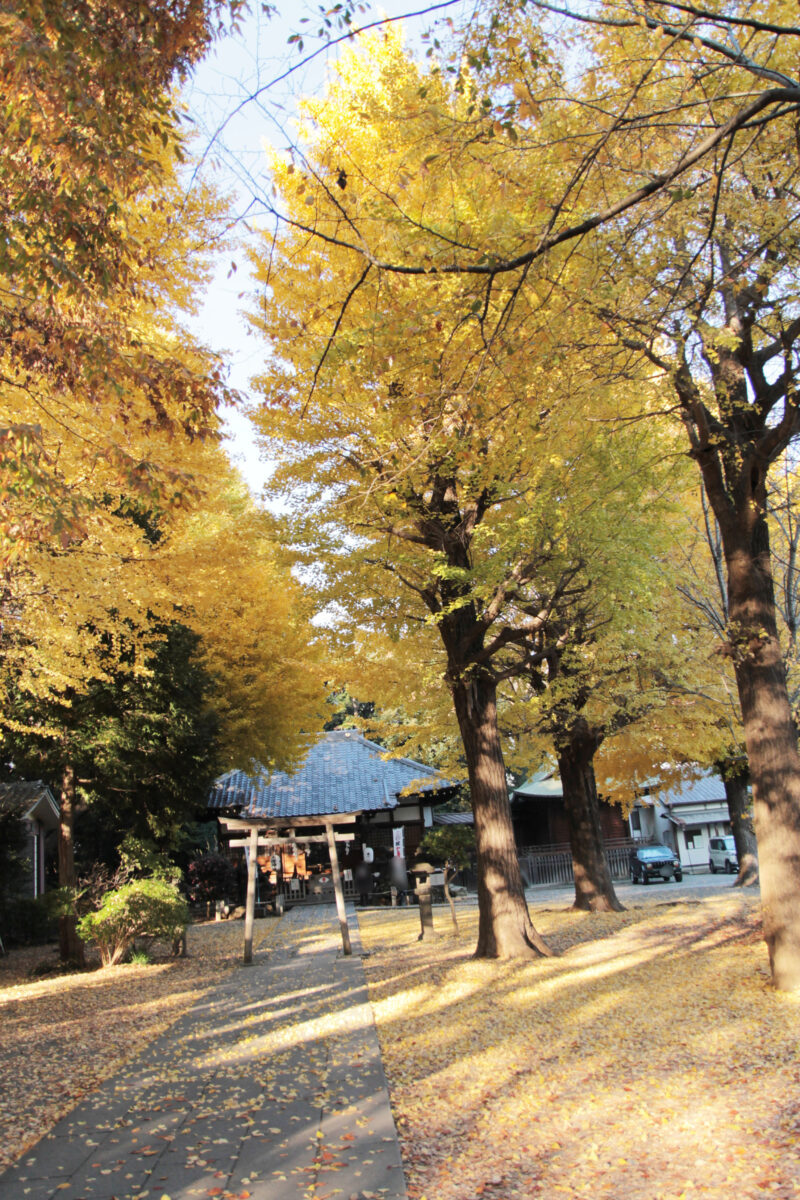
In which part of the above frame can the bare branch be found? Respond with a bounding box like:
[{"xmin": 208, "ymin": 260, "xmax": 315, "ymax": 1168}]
[
  {"xmin": 301, "ymin": 263, "xmax": 371, "ymax": 416},
  {"xmin": 265, "ymin": 87, "xmax": 800, "ymax": 281},
  {"xmin": 520, "ymin": 1, "xmax": 798, "ymax": 89}
]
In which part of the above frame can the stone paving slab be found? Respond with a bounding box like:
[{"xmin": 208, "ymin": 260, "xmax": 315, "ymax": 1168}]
[{"xmin": 0, "ymin": 905, "xmax": 407, "ymax": 1200}]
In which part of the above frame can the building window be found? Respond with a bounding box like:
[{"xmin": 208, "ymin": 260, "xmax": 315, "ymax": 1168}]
[
  {"xmin": 630, "ymin": 810, "xmax": 641, "ymax": 833},
  {"xmin": 684, "ymin": 827, "xmax": 702, "ymax": 849}
]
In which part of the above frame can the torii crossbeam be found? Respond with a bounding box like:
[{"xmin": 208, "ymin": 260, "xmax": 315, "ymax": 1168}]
[{"xmin": 218, "ymin": 813, "xmax": 360, "ymax": 961}]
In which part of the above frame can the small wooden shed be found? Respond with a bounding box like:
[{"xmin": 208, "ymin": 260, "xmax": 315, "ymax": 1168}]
[{"xmin": 0, "ymin": 780, "xmax": 59, "ymax": 898}]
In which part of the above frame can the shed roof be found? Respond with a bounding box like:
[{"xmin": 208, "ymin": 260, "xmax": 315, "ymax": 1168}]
[
  {"xmin": 664, "ymin": 807, "xmax": 731, "ymax": 828},
  {"xmin": 432, "ymin": 810, "xmax": 474, "ymax": 826},
  {"xmin": 208, "ymin": 730, "xmax": 460, "ymax": 822},
  {"xmin": 512, "ymin": 769, "xmax": 563, "ymax": 800},
  {"xmin": 0, "ymin": 780, "xmax": 59, "ymax": 829}
]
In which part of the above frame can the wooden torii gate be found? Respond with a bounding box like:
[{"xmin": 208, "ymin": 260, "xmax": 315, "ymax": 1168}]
[{"xmin": 219, "ymin": 813, "xmax": 359, "ymax": 962}]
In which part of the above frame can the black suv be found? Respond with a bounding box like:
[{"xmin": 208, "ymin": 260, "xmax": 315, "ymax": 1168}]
[{"xmin": 629, "ymin": 844, "xmax": 683, "ymax": 884}]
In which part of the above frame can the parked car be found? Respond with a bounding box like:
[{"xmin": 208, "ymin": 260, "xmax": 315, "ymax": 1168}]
[
  {"xmin": 629, "ymin": 844, "xmax": 683, "ymax": 884},
  {"xmin": 709, "ymin": 835, "xmax": 738, "ymax": 874}
]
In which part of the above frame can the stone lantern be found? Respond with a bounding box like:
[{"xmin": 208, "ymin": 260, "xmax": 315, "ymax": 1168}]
[{"xmin": 411, "ymin": 860, "xmax": 436, "ymax": 941}]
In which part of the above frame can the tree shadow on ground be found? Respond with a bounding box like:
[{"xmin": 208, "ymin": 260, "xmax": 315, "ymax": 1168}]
[{"xmin": 357, "ymin": 894, "xmax": 793, "ymax": 1200}]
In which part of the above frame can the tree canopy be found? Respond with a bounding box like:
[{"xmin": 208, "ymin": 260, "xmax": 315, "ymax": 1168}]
[
  {"xmin": 247, "ymin": 28, "xmax": 707, "ymax": 948},
  {"xmin": 239, "ymin": 3, "xmax": 800, "ymax": 987},
  {"xmin": 1, "ymin": 1, "xmax": 327, "ymax": 961}
]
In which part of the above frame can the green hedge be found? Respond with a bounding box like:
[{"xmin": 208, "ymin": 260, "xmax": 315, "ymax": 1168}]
[{"xmin": 78, "ymin": 878, "xmax": 188, "ymax": 967}]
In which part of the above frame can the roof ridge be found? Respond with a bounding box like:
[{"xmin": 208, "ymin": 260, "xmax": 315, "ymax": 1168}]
[{"xmin": 208, "ymin": 729, "xmax": 460, "ymax": 820}]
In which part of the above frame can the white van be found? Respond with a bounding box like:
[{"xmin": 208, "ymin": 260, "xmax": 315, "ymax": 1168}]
[{"xmin": 709, "ymin": 835, "xmax": 738, "ymax": 874}]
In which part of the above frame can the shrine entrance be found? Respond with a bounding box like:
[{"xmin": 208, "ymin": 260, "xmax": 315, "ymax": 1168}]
[{"xmin": 219, "ymin": 813, "xmax": 359, "ymax": 961}]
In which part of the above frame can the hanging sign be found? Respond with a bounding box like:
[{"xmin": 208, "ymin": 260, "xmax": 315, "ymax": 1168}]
[{"xmin": 393, "ymin": 826, "xmax": 405, "ymax": 858}]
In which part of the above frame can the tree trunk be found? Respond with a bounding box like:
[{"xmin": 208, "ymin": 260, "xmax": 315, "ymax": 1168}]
[
  {"xmin": 724, "ymin": 525, "xmax": 800, "ymax": 988},
  {"xmin": 58, "ymin": 764, "xmax": 84, "ymax": 966},
  {"xmin": 451, "ymin": 673, "xmax": 551, "ymax": 958},
  {"xmin": 722, "ymin": 769, "xmax": 759, "ymax": 887},
  {"xmin": 557, "ymin": 731, "xmax": 624, "ymax": 912}
]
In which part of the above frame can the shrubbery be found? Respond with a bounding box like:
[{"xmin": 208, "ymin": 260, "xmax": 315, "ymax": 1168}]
[
  {"xmin": 77, "ymin": 877, "xmax": 188, "ymax": 967},
  {"xmin": 0, "ymin": 894, "xmax": 59, "ymax": 946},
  {"xmin": 187, "ymin": 853, "xmax": 236, "ymax": 904}
]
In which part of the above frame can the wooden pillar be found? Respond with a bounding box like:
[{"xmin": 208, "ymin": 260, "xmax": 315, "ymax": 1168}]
[
  {"xmin": 243, "ymin": 824, "xmax": 258, "ymax": 965},
  {"xmin": 326, "ymin": 822, "xmax": 352, "ymax": 956},
  {"xmin": 37, "ymin": 826, "xmax": 46, "ymax": 897}
]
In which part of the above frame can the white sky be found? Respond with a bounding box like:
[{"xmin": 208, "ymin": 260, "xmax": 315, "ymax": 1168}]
[
  {"xmin": 181, "ymin": 0, "xmax": 468, "ymax": 496},
  {"xmin": 182, "ymin": 1, "xmax": 331, "ymax": 495}
]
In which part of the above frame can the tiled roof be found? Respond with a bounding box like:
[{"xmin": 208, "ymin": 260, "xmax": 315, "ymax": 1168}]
[
  {"xmin": 0, "ymin": 780, "xmax": 59, "ymax": 828},
  {"xmin": 513, "ymin": 769, "xmax": 563, "ymax": 800},
  {"xmin": 515, "ymin": 766, "xmax": 731, "ymax": 808},
  {"xmin": 208, "ymin": 730, "xmax": 460, "ymax": 821},
  {"xmin": 433, "ymin": 811, "xmax": 474, "ymax": 825},
  {"xmin": 648, "ymin": 771, "xmax": 727, "ymax": 808},
  {"xmin": 0, "ymin": 780, "xmax": 52, "ymax": 811}
]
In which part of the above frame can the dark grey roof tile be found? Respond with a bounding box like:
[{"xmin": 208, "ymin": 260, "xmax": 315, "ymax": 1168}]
[{"xmin": 208, "ymin": 730, "xmax": 459, "ymax": 820}]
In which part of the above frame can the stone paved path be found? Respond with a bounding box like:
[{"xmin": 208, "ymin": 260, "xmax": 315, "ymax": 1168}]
[{"xmin": 0, "ymin": 905, "xmax": 407, "ymax": 1200}]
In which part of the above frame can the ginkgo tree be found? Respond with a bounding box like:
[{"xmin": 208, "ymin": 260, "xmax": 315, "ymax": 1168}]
[
  {"xmin": 658, "ymin": 465, "xmax": 800, "ymax": 888},
  {"xmin": 275, "ymin": 1, "xmax": 800, "ymax": 291},
  {"xmin": 1, "ymin": 0, "xmax": 244, "ymax": 558},
  {"xmin": 500, "ymin": 528, "xmax": 701, "ymax": 911},
  {"xmin": 473, "ymin": 2, "xmax": 800, "ymax": 987},
  {"xmin": 0, "ymin": 130, "xmax": 237, "ymax": 696},
  {"xmin": 576, "ymin": 48, "xmax": 800, "ymax": 986},
  {"xmin": 767, "ymin": 457, "xmax": 800, "ymax": 718},
  {"xmin": 1, "ymin": 447, "xmax": 326, "ymax": 962},
  {"xmin": 1, "ymin": 128, "xmax": 237, "ymax": 963},
  {"xmin": 660, "ymin": 487, "xmax": 760, "ymax": 885},
  {"xmin": 2, "ymin": 1, "xmax": 327, "ymax": 954},
  {"xmin": 247, "ymin": 30, "xmax": 694, "ymax": 954},
  {"xmin": 161, "ymin": 463, "xmax": 326, "ymax": 774},
  {"xmin": 260, "ymin": 3, "xmax": 800, "ymax": 988}
]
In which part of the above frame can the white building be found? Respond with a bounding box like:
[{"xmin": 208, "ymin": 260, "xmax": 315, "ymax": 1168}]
[{"xmin": 629, "ymin": 771, "xmax": 733, "ymax": 872}]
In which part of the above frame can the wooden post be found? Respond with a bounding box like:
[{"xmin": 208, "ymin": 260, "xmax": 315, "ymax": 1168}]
[
  {"xmin": 326, "ymin": 822, "xmax": 352, "ymax": 956},
  {"xmin": 243, "ymin": 824, "xmax": 258, "ymax": 965}
]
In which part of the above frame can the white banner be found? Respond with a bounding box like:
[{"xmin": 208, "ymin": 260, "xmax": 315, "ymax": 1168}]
[{"xmin": 392, "ymin": 826, "xmax": 405, "ymax": 858}]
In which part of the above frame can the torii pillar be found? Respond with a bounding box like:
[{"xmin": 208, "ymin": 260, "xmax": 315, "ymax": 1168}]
[
  {"xmin": 325, "ymin": 820, "xmax": 352, "ymax": 956},
  {"xmin": 243, "ymin": 824, "xmax": 259, "ymax": 965}
]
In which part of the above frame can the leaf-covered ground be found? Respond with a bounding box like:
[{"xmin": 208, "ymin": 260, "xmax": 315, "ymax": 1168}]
[
  {"xmin": 358, "ymin": 893, "xmax": 800, "ymax": 1200},
  {"xmin": 0, "ymin": 919, "xmax": 278, "ymax": 1170}
]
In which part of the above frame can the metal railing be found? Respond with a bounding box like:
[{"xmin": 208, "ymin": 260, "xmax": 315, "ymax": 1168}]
[
  {"xmin": 453, "ymin": 839, "xmax": 640, "ymax": 893},
  {"xmin": 275, "ymin": 876, "xmax": 357, "ymax": 904}
]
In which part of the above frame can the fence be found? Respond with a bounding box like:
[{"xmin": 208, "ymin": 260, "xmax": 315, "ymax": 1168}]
[
  {"xmin": 268, "ymin": 874, "xmax": 357, "ymax": 907},
  {"xmin": 453, "ymin": 838, "xmax": 639, "ymax": 892},
  {"xmin": 518, "ymin": 841, "xmax": 635, "ymax": 886},
  {"xmin": 269, "ymin": 840, "xmax": 641, "ymax": 904}
]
